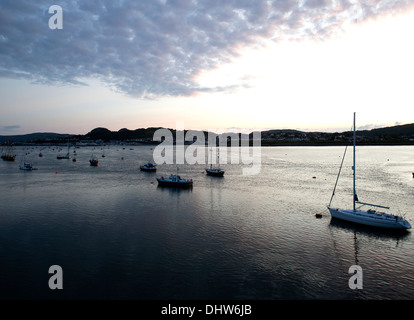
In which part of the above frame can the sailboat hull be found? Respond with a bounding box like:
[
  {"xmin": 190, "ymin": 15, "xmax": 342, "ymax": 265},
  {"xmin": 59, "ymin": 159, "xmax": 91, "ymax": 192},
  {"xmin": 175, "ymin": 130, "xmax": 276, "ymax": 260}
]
[
  {"xmin": 1, "ymin": 155, "xmax": 16, "ymax": 161},
  {"xmin": 205, "ymin": 169, "xmax": 224, "ymax": 177},
  {"xmin": 157, "ymin": 179, "xmax": 193, "ymax": 188},
  {"xmin": 328, "ymin": 208, "xmax": 411, "ymax": 230},
  {"xmin": 20, "ymin": 163, "xmax": 34, "ymax": 171}
]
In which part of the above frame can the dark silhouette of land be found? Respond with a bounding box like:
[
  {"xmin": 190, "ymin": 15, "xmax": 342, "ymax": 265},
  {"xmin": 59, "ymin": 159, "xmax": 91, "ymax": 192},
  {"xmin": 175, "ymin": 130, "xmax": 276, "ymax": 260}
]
[{"xmin": 1, "ymin": 123, "xmax": 414, "ymax": 146}]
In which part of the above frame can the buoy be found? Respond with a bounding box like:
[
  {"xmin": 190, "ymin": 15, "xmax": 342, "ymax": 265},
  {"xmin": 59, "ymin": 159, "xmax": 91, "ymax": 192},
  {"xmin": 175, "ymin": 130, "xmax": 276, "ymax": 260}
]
[{"xmin": 315, "ymin": 213, "xmax": 322, "ymax": 218}]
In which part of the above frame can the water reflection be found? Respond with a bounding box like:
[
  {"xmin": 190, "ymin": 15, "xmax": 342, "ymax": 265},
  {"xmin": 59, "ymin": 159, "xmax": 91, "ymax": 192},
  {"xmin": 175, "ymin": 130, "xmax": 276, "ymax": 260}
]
[
  {"xmin": 1, "ymin": 145, "xmax": 413, "ymax": 299},
  {"xmin": 156, "ymin": 184, "xmax": 193, "ymax": 193},
  {"xmin": 329, "ymin": 217, "xmax": 411, "ymax": 242}
]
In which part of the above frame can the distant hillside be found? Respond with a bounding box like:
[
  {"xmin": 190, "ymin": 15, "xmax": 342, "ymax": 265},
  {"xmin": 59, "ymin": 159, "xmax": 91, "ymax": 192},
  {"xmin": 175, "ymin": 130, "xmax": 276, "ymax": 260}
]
[
  {"xmin": 260, "ymin": 123, "xmax": 414, "ymax": 138},
  {"xmin": 84, "ymin": 127, "xmax": 165, "ymax": 141},
  {"xmin": 1, "ymin": 122, "xmax": 414, "ymax": 145},
  {"xmin": 0, "ymin": 132, "xmax": 71, "ymax": 144},
  {"xmin": 260, "ymin": 123, "xmax": 414, "ymax": 145},
  {"xmin": 358, "ymin": 123, "xmax": 414, "ymax": 137}
]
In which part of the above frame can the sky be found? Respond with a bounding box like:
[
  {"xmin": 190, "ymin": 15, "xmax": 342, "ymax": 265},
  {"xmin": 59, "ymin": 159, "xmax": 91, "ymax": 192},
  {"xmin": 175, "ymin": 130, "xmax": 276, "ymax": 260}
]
[{"xmin": 1, "ymin": 0, "xmax": 414, "ymax": 135}]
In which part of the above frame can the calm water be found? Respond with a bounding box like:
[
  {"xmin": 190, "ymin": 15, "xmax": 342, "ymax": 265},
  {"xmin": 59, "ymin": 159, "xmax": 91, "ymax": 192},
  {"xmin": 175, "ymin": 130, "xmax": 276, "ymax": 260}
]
[{"xmin": 0, "ymin": 145, "xmax": 413, "ymax": 300}]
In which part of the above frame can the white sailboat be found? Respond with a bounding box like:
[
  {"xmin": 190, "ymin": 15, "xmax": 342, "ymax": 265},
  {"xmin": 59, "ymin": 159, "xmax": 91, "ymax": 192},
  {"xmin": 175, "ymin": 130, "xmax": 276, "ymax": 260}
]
[{"xmin": 328, "ymin": 112, "xmax": 411, "ymax": 230}]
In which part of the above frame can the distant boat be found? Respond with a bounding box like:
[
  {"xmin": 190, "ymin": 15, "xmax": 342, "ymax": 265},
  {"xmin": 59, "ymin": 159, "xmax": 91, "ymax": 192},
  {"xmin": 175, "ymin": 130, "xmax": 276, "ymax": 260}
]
[
  {"xmin": 157, "ymin": 167, "xmax": 193, "ymax": 188},
  {"xmin": 205, "ymin": 147, "xmax": 224, "ymax": 177},
  {"xmin": 57, "ymin": 154, "xmax": 70, "ymax": 159},
  {"xmin": 140, "ymin": 162, "xmax": 157, "ymax": 172},
  {"xmin": 1, "ymin": 142, "xmax": 16, "ymax": 161},
  {"xmin": 89, "ymin": 155, "xmax": 99, "ymax": 166},
  {"xmin": 19, "ymin": 156, "xmax": 37, "ymax": 171},
  {"xmin": 19, "ymin": 162, "xmax": 37, "ymax": 171},
  {"xmin": 157, "ymin": 175, "xmax": 193, "ymax": 188},
  {"xmin": 328, "ymin": 112, "xmax": 411, "ymax": 230},
  {"xmin": 57, "ymin": 144, "xmax": 71, "ymax": 160}
]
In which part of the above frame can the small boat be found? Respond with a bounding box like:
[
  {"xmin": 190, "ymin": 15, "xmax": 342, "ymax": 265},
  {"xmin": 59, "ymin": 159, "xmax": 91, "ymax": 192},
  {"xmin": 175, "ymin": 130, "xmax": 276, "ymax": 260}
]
[
  {"xmin": 205, "ymin": 168, "xmax": 225, "ymax": 177},
  {"xmin": 205, "ymin": 147, "xmax": 225, "ymax": 177},
  {"xmin": 157, "ymin": 168, "xmax": 193, "ymax": 188},
  {"xmin": 57, "ymin": 144, "xmax": 71, "ymax": 160},
  {"xmin": 19, "ymin": 156, "xmax": 37, "ymax": 170},
  {"xmin": 140, "ymin": 162, "xmax": 157, "ymax": 172},
  {"xmin": 57, "ymin": 153, "xmax": 70, "ymax": 159},
  {"xmin": 1, "ymin": 142, "xmax": 16, "ymax": 161},
  {"xmin": 19, "ymin": 162, "xmax": 35, "ymax": 171},
  {"xmin": 89, "ymin": 155, "xmax": 99, "ymax": 166},
  {"xmin": 328, "ymin": 113, "xmax": 411, "ymax": 230},
  {"xmin": 157, "ymin": 175, "xmax": 193, "ymax": 188},
  {"xmin": 1, "ymin": 154, "xmax": 16, "ymax": 161}
]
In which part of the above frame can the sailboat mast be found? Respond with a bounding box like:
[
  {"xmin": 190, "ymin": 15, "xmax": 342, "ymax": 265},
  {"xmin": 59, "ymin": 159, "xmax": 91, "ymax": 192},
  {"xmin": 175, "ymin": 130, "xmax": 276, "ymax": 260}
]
[
  {"xmin": 353, "ymin": 112, "xmax": 356, "ymax": 211},
  {"xmin": 210, "ymin": 147, "xmax": 212, "ymax": 169}
]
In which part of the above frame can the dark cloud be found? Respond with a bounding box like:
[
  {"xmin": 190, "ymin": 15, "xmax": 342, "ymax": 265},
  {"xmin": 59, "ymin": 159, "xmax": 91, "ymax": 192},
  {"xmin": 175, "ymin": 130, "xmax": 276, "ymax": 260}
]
[
  {"xmin": 0, "ymin": 0, "xmax": 413, "ymax": 98},
  {"xmin": 0, "ymin": 125, "xmax": 20, "ymax": 132}
]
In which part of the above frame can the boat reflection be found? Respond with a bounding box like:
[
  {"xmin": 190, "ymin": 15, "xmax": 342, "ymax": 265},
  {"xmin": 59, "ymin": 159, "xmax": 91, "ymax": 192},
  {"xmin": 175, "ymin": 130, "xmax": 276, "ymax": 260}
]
[
  {"xmin": 157, "ymin": 184, "xmax": 193, "ymax": 193},
  {"xmin": 329, "ymin": 217, "xmax": 411, "ymax": 241}
]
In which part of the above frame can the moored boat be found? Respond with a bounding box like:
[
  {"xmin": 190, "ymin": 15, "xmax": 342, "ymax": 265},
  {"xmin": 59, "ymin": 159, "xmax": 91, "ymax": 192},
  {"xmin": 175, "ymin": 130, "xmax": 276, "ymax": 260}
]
[
  {"xmin": 328, "ymin": 207, "xmax": 411, "ymax": 229},
  {"xmin": 205, "ymin": 168, "xmax": 225, "ymax": 177},
  {"xmin": 89, "ymin": 155, "xmax": 99, "ymax": 166},
  {"xmin": 328, "ymin": 112, "xmax": 411, "ymax": 230},
  {"xmin": 140, "ymin": 162, "xmax": 157, "ymax": 172},
  {"xmin": 1, "ymin": 142, "xmax": 16, "ymax": 161},
  {"xmin": 157, "ymin": 174, "xmax": 193, "ymax": 188},
  {"xmin": 205, "ymin": 147, "xmax": 225, "ymax": 177},
  {"xmin": 19, "ymin": 162, "xmax": 34, "ymax": 171},
  {"xmin": 57, "ymin": 144, "xmax": 71, "ymax": 159}
]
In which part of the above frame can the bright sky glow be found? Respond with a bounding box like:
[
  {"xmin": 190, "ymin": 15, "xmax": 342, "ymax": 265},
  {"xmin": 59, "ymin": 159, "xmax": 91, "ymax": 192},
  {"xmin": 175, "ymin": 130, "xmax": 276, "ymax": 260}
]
[{"xmin": 1, "ymin": 1, "xmax": 414, "ymax": 135}]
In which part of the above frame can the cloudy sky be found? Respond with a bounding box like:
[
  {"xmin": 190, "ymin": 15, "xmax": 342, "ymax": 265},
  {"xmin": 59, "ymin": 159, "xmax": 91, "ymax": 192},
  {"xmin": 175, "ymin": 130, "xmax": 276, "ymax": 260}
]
[{"xmin": 1, "ymin": 0, "xmax": 414, "ymax": 135}]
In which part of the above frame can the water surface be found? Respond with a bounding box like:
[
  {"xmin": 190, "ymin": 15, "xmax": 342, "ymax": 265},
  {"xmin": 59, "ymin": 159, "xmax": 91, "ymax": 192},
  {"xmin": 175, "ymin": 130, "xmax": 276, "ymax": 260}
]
[{"xmin": 0, "ymin": 145, "xmax": 413, "ymax": 299}]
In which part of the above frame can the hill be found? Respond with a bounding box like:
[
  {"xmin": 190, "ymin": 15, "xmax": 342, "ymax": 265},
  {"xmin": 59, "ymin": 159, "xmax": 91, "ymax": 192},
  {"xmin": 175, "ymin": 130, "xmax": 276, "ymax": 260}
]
[
  {"xmin": 1, "ymin": 123, "xmax": 414, "ymax": 145},
  {"xmin": 0, "ymin": 132, "xmax": 72, "ymax": 144}
]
